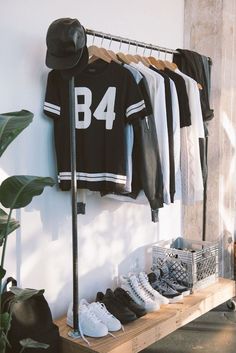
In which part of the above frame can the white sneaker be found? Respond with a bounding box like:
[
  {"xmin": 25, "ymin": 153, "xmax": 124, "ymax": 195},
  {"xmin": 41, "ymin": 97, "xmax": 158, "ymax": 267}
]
[
  {"xmin": 138, "ymin": 272, "xmax": 169, "ymax": 305},
  {"xmin": 67, "ymin": 299, "xmax": 108, "ymax": 338},
  {"xmin": 89, "ymin": 302, "xmax": 122, "ymax": 332},
  {"xmin": 120, "ymin": 274, "xmax": 160, "ymax": 312}
]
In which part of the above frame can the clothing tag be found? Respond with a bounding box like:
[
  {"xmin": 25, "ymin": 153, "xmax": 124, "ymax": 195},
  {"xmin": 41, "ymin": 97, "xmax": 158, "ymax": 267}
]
[{"xmin": 88, "ymin": 68, "xmax": 96, "ymax": 73}]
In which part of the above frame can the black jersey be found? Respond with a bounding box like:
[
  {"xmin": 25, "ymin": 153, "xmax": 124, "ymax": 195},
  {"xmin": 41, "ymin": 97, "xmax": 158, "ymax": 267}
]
[{"xmin": 44, "ymin": 60, "xmax": 148, "ymax": 192}]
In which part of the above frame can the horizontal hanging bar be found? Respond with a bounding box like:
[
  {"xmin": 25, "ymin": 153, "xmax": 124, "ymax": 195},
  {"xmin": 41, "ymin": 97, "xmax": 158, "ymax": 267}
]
[{"xmin": 85, "ymin": 28, "xmax": 179, "ymax": 55}]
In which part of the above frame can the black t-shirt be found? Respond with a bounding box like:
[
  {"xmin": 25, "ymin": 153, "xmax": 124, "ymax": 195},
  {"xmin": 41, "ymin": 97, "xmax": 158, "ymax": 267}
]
[
  {"xmin": 164, "ymin": 68, "xmax": 191, "ymax": 128},
  {"xmin": 44, "ymin": 60, "xmax": 148, "ymax": 192}
]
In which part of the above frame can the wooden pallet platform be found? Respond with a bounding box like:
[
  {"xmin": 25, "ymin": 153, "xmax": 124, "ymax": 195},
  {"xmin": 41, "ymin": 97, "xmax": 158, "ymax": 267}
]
[{"xmin": 55, "ymin": 278, "xmax": 235, "ymax": 353}]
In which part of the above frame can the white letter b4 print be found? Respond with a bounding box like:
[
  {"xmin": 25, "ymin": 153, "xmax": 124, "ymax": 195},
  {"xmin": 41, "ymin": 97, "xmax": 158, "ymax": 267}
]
[{"xmin": 75, "ymin": 87, "xmax": 116, "ymax": 130}]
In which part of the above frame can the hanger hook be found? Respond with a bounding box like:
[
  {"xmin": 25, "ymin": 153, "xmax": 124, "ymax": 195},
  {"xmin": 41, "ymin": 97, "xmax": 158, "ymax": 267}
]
[
  {"xmin": 150, "ymin": 45, "xmax": 153, "ymax": 56},
  {"xmin": 165, "ymin": 49, "xmax": 167, "ymax": 60},
  {"xmin": 143, "ymin": 44, "xmax": 147, "ymax": 56},
  {"xmin": 109, "ymin": 36, "xmax": 113, "ymax": 49},
  {"xmin": 119, "ymin": 38, "xmax": 122, "ymax": 51},
  {"xmin": 92, "ymin": 32, "xmax": 95, "ymax": 44},
  {"xmin": 158, "ymin": 48, "xmax": 161, "ymax": 59},
  {"xmin": 135, "ymin": 41, "xmax": 139, "ymax": 54},
  {"xmin": 101, "ymin": 34, "xmax": 105, "ymax": 47},
  {"xmin": 128, "ymin": 40, "xmax": 131, "ymax": 53}
]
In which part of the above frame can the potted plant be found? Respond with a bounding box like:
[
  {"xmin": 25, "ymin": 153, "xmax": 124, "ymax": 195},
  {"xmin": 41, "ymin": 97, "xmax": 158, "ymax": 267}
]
[{"xmin": 0, "ymin": 110, "xmax": 55, "ymax": 352}]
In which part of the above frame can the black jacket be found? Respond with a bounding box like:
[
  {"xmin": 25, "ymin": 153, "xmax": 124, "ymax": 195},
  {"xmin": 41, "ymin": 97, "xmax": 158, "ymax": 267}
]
[{"xmin": 173, "ymin": 49, "xmax": 214, "ymax": 121}]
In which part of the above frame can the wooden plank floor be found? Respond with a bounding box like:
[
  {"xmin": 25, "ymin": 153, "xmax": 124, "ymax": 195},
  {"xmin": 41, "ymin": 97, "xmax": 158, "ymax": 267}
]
[{"xmin": 55, "ymin": 278, "xmax": 235, "ymax": 353}]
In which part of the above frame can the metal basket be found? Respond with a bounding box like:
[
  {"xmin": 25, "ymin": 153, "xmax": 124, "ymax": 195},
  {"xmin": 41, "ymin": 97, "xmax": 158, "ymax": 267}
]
[{"xmin": 152, "ymin": 237, "xmax": 219, "ymax": 291}]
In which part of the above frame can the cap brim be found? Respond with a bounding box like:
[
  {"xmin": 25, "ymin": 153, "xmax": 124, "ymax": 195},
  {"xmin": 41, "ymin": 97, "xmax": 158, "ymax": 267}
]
[
  {"xmin": 59, "ymin": 46, "xmax": 89, "ymax": 79},
  {"xmin": 46, "ymin": 46, "xmax": 84, "ymax": 70}
]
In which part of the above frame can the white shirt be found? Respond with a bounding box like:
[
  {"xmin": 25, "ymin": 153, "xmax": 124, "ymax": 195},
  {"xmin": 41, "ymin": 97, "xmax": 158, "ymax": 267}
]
[
  {"xmin": 175, "ymin": 69, "xmax": 204, "ymax": 204},
  {"xmin": 131, "ymin": 63, "xmax": 170, "ymax": 204}
]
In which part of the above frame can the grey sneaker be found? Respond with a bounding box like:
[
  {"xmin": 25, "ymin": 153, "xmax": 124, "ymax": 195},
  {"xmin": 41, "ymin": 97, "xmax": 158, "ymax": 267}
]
[
  {"xmin": 148, "ymin": 272, "xmax": 183, "ymax": 303},
  {"xmin": 163, "ymin": 277, "xmax": 190, "ymax": 296},
  {"xmin": 138, "ymin": 272, "xmax": 169, "ymax": 305},
  {"xmin": 152, "ymin": 257, "xmax": 189, "ymax": 288}
]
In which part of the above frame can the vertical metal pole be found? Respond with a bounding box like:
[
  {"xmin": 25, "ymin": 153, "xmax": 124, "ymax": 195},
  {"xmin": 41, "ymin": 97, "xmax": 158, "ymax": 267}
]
[
  {"xmin": 68, "ymin": 76, "xmax": 79, "ymax": 333},
  {"xmin": 202, "ymin": 135, "xmax": 208, "ymax": 241}
]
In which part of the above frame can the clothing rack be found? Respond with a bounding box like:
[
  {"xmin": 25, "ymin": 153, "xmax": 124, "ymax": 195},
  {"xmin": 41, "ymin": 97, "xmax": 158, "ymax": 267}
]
[
  {"xmin": 85, "ymin": 28, "xmax": 179, "ymax": 55},
  {"xmin": 70, "ymin": 27, "xmax": 209, "ymax": 336},
  {"xmin": 70, "ymin": 28, "xmax": 181, "ymax": 336}
]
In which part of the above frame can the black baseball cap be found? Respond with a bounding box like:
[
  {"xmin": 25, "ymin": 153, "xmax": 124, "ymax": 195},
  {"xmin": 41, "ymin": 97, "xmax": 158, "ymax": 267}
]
[
  {"xmin": 46, "ymin": 18, "xmax": 87, "ymax": 70},
  {"xmin": 60, "ymin": 46, "xmax": 89, "ymax": 79}
]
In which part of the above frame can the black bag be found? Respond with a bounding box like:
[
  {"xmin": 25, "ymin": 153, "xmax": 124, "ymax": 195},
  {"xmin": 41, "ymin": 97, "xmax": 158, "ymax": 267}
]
[{"xmin": 1, "ymin": 278, "xmax": 60, "ymax": 353}]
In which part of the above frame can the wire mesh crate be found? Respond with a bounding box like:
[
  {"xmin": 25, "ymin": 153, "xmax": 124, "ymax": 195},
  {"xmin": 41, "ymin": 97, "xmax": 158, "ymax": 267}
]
[{"xmin": 152, "ymin": 237, "xmax": 219, "ymax": 291}]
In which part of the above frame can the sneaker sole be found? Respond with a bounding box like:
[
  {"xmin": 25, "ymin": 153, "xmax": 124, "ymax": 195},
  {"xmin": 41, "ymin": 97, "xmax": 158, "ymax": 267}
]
[
  {"xmin": 182, "ymin": 290, "xmax": 191, "ymax": 296},
  {"xmin": 168, "ymin": 294, "xmax": 183, "ymax": 303},
  {"xmin": 67, "ymin": 317, "xmax": 109, "ymax": 337}
]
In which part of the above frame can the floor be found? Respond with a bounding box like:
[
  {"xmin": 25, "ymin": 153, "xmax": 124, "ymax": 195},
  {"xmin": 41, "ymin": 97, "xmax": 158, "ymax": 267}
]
[{"xmin": 142, "ymin": 301, "xmax": 236, "ymax": 353}]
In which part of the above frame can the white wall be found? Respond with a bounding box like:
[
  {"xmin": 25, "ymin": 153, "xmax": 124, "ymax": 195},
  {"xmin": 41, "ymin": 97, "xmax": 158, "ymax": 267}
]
[{"xmin": 0, "ymin": 0, "xmax": 184, "ymax": 319}]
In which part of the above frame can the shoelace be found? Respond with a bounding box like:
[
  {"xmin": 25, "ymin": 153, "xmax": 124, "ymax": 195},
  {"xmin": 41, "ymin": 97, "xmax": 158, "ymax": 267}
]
[
  {"xmin": 81, "ymin": 305, "xmax": 102, "ymax": 345},
  {"xmin": 68, "ymin": 303, "xmax": 118, "ymax": 345},
  {"xmin": 164, "ymin": 277, "xmax": 181, "ymax": 286},
  {"xmin": 77, "ymin": 317, "xmax": 117, "ymax": 345},
  {"xmin": 88, "ymin": 305, "xmax": 121, "ymax": 337},
  {"xmin": 139, "ymin": 273, "xmax": 160, "ymax": 295},
  {"xmin": 123, "ymin": 290, "xmax": 135, "ymax": 303},
  {"xmin": 67, "ymin": 316, "xmax": 91, "ymax": 346},
  {"xmin": 93, "ymin": 302, "xmax": 115, "ymax": 319},
  {"xmin": 129, "ymin": 276, "xmax": 153, "ymax": 302},
  {"xmin": 158, "ymin": 279, "xmax": 178, "ymax": 292}
]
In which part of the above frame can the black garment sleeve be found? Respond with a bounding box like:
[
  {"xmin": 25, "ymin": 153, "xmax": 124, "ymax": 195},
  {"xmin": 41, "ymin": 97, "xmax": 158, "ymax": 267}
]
[
  {"xmin": 133, "ymin": 115, "xmax": 164, "ymax": 219},
  {"xmin": 124, "ymin": 72, "xmax": 149, "ymax": 123},
  {"xmin": 43, "ymin": 70, "xmax": 61, "ymax": 119},
  {"xmin": 164, "ymin": 68, "xmax": 191, "ymax": 128},
  {"xmin": 137, "ymin": 77, "xmax": 153, "ymax": 116}
]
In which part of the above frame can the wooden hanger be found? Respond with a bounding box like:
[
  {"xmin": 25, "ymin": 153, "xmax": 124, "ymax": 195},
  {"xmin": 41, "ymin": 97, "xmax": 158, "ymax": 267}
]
[
  {"xmin": 115, "ymin": 39, "xmax": 130, "ymax": 64},
  {"xmin": 134, "ymin": 54, "xmax": 149, "ymax": 67},
  {"xmin": 88, "ymin": 45, "xmax": 111, "ymax": 63},
  {"xmin": 106, "ymin": 49, "xmax": 121, "ymax": 64},
  {"xmin": 117, "ymin": 40, "xmax": 140, "ymax": 64},
  {"xmin": 125, "ymin": 53, "xmax": 139, "ymax": 63},
  {"xmin": 136, "ymin": 45, "xmax": 151, "ymax": 67},
  {"xmin": 88, "ymin": 33, "xmax": 112, "ymax": 63},
  {"xmin": 148, "ymin": 56, "xmax": 165, "ymax": 70},
  {"xmin": 130, "ymin": 42, "xmax": 148, "ymax": 65},
  {"xmin": 116, "ymin": 52, "xmax": 139, "ymax": 64},
  {"xmin": 163, "ymin": 60, "xmax": 178, "ymax": 71},
  {"xmin": 116, "ymin": 52, "xmax": 131, "ymax": 64},
  {"xmin": 102, "ymin": 36, "xmax": 122, "ymax": 64}
]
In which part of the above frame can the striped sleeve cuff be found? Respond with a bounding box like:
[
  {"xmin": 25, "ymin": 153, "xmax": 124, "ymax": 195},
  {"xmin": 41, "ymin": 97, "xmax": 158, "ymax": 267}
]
[
  {"xmin": 44, "ymin": 102, "xmax": 61, "ymax": 116},
  {"xmin": 126, "ymin": 100, "xmax": 146, "ymax": 118}
]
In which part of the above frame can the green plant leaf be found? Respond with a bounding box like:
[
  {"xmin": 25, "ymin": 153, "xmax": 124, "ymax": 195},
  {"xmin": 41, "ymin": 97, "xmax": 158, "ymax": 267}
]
[
  {"xmin": 0, "ymin": 110, "xmax": 33, "ymax": 157},
  {"xmin": 0, "ymin": 312, "xmax": 11, "ymax": 331},
  {"xmin": 0, "ymin": 176, "xmax": 55, "ymax": 209},
  {"xmin": 19, "ymin": 338, "xmax": 49, "ymax": 349},
  {"xmin": 0, "ymin": 266, "xmax": 6, "ymax": 280},
  {"xmin": 0, "ymin": 209, "xmax": 20, "ymax": 245},
  {"xmin": 0, "ymin": 335, "xmax": 6, "ymax": 352},
  {"xmin": 10, "ymin": 287, "xmax": 45, "ymax": 301}
]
